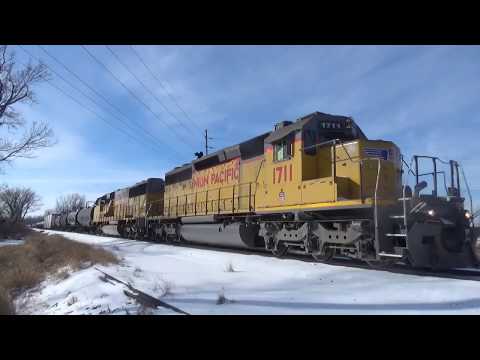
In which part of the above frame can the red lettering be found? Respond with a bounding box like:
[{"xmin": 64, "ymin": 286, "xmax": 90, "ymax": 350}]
[
  {"xmin": 189, "ymin": 159, "xmax": 243, "ymax": 190},
  {"xmin": 276, "ymin": 167, "xmax": 282, "ymax": 184}
]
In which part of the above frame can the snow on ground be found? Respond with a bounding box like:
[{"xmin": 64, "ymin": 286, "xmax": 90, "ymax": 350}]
[
  {"xmin": 0, "ymin": 239, "xmax": 24, "ymax": 247},
  {"xmin": 17, "ymin": 230, "xmax": 480, "ymax": 314}
]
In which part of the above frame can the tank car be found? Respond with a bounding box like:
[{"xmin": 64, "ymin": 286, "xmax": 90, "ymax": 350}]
[
  {"xmin": 54, "ymin": 214, "xmax": 62, "ymax": 228},
  {"xmin": 43, "ymin": 213, "xmax": 59, "ymax": 229},
  {"xmin": 77, "ymin": 207, "xmax": 94, "ymax": 230},
  {"xmin": 59, "ymin": 214, "xmax": 68, "ymax": 229},
  {"xmin": 67, "ymin": 210, "xmax": 78, "ymax": 227}
]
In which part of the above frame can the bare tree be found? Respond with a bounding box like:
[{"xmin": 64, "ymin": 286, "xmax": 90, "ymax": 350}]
[
  {"xmin": 44, "ymin": 208, "xmax": 55, "ymax": 216},
  {"xmin": 0, "ymin": 45, "xmax": 54, "ymax": 166},
  {"xmin": 55, "ymin": 193, "xmax": 86, "ymax": 214},
  {"xmin": 0, "ymin": 185, "xmax": 42, "ymax": 223},
  {"xmin": 24, "ymin": 214, "xmax": 43, "ymax": 225}
]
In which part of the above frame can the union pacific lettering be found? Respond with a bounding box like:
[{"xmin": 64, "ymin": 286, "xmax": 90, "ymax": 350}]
[{"xmin": 192, "ymin": 158, "xmax": 240, "ymax": 189}]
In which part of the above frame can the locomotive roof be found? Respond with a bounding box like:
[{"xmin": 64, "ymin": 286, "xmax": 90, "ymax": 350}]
[
  {"xmin": 94, "ymin": 178, "xmax": 165, "ymax": 203},
  {"xmin": 265, "ymin": 111, "xmax": 367, "ymax": 144},
  {"xmin": 166, "ymin": 163, "xmax": 192, "ymax": 177},
  {"xmin": 190, "ymin": 132, "xmax": 270, "ymax": 171},
  {"xmin": 130, "ymin": 177, "xmax": 164, "ymax": 187},
  {"xmin": 165, "ymin": 111, "xmax": 366, "ymax": 179}
]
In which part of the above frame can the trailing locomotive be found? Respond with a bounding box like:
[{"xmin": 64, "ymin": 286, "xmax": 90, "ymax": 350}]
[{"xmin": 44, "ymin": 111, "xmax": 479, "ymax": 270}]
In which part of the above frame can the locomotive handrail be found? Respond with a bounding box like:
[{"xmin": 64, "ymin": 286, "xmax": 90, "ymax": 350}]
[
  {"xmin": 301, "ymin": 138, "xmax": 388, "ymax": 205},
  {"xmin": 102, "ymin": 139, "xmax": 391, "ymax": 221},
  {"xmin": 402, "ymin": 156, "xmax": 416, "ymax": 177},
  {"xmin": 416, "ymin": 170, "xmax": 449, "ymax": 195},
  {"xmin": 460, "ymin": 163, "xmax": 474, "ymax": 214},
  {"xmin": 373, "ymin": 158, "xmax": 381, "ymax": 254},
  {"xmin": 161, "ymin": 181, "xmax": 257, "ymax": 217},
  {"xmin": 300, "ymin": 138, "xmax": 339, "ymax": 152}
]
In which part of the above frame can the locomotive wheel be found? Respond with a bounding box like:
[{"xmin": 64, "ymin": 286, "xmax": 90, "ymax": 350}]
[
  {"xmin": 154, "ymin": 231, "xmax": 164, "ymax": 243},
  {"xmin": 160, "ymin": 232, "xmax": 167, "ymax": 243},
  {"xmin": 272, "ymin": 242, "xmax": 288, "ymax": 258},
  {"xmin": 312, "ymin": 247, "xmax": 333, "ymax": 262}
]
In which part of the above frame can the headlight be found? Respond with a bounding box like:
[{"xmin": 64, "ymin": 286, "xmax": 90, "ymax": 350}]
[
  {"xmin": 427, "ymin": 209, "xmax": 435, "ymax": 217},
  {"xmin": 465, "ymin": 211, "xmax": 472, "ymax": 219}
]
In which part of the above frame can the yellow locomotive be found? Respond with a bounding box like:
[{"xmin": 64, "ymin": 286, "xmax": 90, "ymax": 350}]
[
  {"xmin": 159, "ymin": 111, "xmax": 476, "ymax": 268},
  {"xmin": 92, "ymin": 178, "xmax": 164, "ymax": 238},
  {"xmin": 47, "ymin": 111, "xmax": 478, "ymax": 269}
]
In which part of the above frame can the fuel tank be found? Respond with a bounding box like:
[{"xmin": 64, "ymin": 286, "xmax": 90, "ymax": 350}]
[
  {"xmin": 179, "ymin": 218, "xmax": 260, "ymax": 249},
  {"xmin": 77, "ymin": 207, "xmax": 94, "ymax": 227}
]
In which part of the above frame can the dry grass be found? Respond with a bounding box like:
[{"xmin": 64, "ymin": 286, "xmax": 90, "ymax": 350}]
[
  {"xmin": 0, "ymin": 231, "xmax": 118, "ymax": 315},
  {"xmin": 0, "ymin": 222, "xmax": 31, "ymax": 240},
  {"xmin": 0, "ymin": 286, "xmax": 15, "ymax": 315},
  {"xmin": 224, "ymin": 261, "xmax": 235, "ymax": 273},
  {"xmin": 67, "ymin": 296, "xmax": 78, "ymax": 306},
  {"xmin": 133, "ymin": 267, "xmax": 143, "ymax": 277},
  {"xmin": 216, "ymin": 287, "xmax": 234, "ymax": 305},
  {"xmin": 137, "ymin": 305, "xmax": 154, "ymax": 315},
  {"xmin": 153, "ymin": 279, "xmax": 174, "ymax": 297}
]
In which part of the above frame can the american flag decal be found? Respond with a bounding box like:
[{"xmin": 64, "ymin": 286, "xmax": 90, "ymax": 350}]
[{"xmin": 364, "ymin": 148, "xmax": 389, "ymax": 160}]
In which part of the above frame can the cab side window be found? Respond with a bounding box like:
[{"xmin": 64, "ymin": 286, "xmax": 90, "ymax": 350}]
[
  {"xmin": 274, "ymin": 137, "xmax": 293, "ymax": 162},
  {"xmin": 303, "ymin": 129, "xmax": 317, "ymax": 156}
]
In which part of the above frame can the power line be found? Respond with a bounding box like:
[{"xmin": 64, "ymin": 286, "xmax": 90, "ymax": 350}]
[
  {"xmin": 106, "ymin": 45, "xmax": 196, "ymax": 137},
  {"xmin": 80, "ymin": 45, "xmax": 196, "ymax": 150},
  {"xmin": 128, "ymin": 45, "xmax": 204, "ymax": 133},
  {"xmin": 35, "ymin": 45, "xmax": 173, "ymax": 154},
  {"xmin": 48, "ymin": 80, "xmax": 164, "ymax": 155},
  {"xmin": 19, "ymin": 45, "xmax": 170, "ymax": 154},
  {"xmin": 48, "ymin": 80, "xmax": 163, "ymax": 150},
  {"xmin": 17, "ymin": 46, "xmax": 181, "ymax": 157}
]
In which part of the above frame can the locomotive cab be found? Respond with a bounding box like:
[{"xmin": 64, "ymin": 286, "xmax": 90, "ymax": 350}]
[{"xmin": 257, "ymin": 112, "xmax": 402, "ymax": 212}]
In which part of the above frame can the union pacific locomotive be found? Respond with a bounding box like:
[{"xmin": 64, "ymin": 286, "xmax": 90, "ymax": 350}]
[{"xmin": 44, "ymin": 111, "xmax": 479, "ymax": 269}]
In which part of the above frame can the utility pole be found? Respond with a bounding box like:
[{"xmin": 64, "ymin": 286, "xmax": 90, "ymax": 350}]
[
  {"xmin": 204, "ymin": 129, "xmax": 213, "ymax": 155},
  {"xmin": 205, "ymin": 129, "xmax": 209, "ymax": 155}
]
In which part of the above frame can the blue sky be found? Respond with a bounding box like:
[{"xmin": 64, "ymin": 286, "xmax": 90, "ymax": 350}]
[{"xmin": 3, "ymin": 45, "xmax": 480, "ymax": 215}]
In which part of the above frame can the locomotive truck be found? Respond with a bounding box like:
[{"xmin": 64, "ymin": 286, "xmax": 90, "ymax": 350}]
[{"xmin": 44, "ymin": 111, "xmax": 479, "ymax": 270}]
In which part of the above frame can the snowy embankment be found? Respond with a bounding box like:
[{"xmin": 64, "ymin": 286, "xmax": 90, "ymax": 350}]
[{"xmin": 18, "ymin": 230, "xmax": 480, "ymax": 315}]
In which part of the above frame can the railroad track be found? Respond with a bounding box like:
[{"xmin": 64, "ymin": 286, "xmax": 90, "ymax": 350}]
[
  {"xmin": 95, "ymin": 267, "xmax": 190, "ymax": 315},
  {"xmin": 42, "ymin": 229, "xmax": 480, "ymax": 282},
  {"xmin": 165, "ymin": 240, "xmax": 480, "ymax": 282}
]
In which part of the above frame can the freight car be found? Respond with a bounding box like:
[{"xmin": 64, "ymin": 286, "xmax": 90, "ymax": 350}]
[
  {"xmin": 44, "ymin": 213, "xmax": 59, "ymax": 229},
  {"xmin": 77, "ymin": 206, "xmax": 94, "ymax": 231},
  {"xmin": 45, "ymin": 111, "xmax": 479, "ymax": 270},
  {"xmin": 67, "ymin": 210, "xmax": 78, "ymax": 227}
]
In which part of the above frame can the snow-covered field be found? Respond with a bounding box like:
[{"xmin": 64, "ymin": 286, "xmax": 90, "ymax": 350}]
[{"xmin": 16, "ymin": 230, "xmax": 480, "ymax": 315}]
